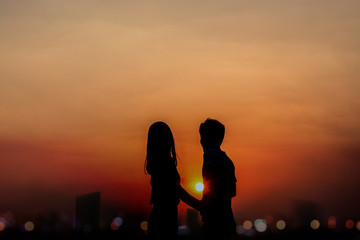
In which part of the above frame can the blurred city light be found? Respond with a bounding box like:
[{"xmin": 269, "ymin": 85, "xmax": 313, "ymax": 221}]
[
  {"xmin": 236, "ymin": 224, "xmax": 246, "ymax": 234},
  {"xmin": 178, "ymin": 225, "xmax": 189, "ymax": 236},
  {"xmin": 245, "ymin": 229, "xmax": 256, "ymax": 237},
  {"xmin": 265, "ymin": 215, "xmax": 274, "ymax": 225},
  {"xmin": 24, "ymin": 221, "xmax": 35, "ymax": 232},
  {"xmin": 254, "ymin": 219, "xmax": 267, "ymax": 232},
  {"xmin": 195, "ymin": 182, "xmax": 204, "ymax": 192},
  {"xmin": 140, "ymin": 221, "xmax": 148, "ymax": 231},
  {"xmin": 345, "ymin": 219, "xmax": 354, "ymax": 229},
  {"xmin": 0, "ymin": 218, "xmax": 6, "ymax": 231},
  {"xmin": 243, "ymin": 220, "xmax": 252, "ymax": 230},
  {"xmin": 310, "ymin": 219, "xmax": 320, "ymax": 230},
  {"xmin": 110, "ymin": 217, "xmax": 124, "ymax": 231},
  {"xmin": 328, "ymin": 216, "xmax": 336, "ymax": 229},
  {"xmin": 1, "ymin": 208, "xmax": 360, "ymax": 238},
  {"xmin": 276, "ymin": 220, "xmax": 286, "ymax": 230}
]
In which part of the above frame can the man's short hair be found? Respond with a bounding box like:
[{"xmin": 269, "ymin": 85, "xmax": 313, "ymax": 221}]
[{"xmin": 199, "ymin": 118, "xmax": 225, "ymax": 147}]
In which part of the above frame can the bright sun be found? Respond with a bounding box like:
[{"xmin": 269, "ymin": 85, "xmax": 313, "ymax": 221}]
[{"xmin": 195, "ymin": 182, "xmax": 204, "ymax": 192}]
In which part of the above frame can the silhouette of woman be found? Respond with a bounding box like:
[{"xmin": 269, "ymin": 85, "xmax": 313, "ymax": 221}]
[{"xmin": 145, "ymin": 121, "xmax": 180, "ymax": 239}]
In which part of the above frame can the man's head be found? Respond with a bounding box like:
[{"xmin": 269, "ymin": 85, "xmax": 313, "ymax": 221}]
[{"xmin": 199, "ymin": 118, "xmax": 225, "ymax": 150}]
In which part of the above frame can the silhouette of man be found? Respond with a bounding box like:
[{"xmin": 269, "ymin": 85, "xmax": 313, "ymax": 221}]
[{"xmin": 180, "ymin": 118, "xmax": 236, "ymax": 240}]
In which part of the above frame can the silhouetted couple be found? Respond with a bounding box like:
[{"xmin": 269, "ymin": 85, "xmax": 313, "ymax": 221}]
[{"xmin": 145, "ymin": 119, "xmax": 236, "ymax": 240}]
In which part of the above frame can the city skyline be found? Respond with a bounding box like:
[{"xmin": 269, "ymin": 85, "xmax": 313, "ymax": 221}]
[{"xmin": 1, "ymin": 0, "xmax": 359, "ymax": 230}]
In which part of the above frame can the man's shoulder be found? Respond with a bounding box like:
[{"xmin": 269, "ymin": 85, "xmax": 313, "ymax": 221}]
[{"xmin": 204, "ymin": 151, "xmax": 234, "ymax": 172}]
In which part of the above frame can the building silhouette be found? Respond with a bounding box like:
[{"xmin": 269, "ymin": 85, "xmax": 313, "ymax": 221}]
[{"xmin": 75, "ymin": 192, "xmax": 101, "ymax": 233}]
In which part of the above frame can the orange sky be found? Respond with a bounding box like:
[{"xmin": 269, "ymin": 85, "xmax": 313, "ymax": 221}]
[{"xmin": 1, "ymin": 0, "xmax": 360, "ymax": 222}]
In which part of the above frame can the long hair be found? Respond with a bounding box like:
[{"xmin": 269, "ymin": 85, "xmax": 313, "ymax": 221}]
[{"xmin": 145, "ymin": 121, "xmax": 177, "ymax": 175}]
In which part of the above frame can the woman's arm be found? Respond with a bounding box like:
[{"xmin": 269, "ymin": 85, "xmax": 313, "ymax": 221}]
[{"xmin": 178, "ymin": 185, "xmax": 202, "ymax": 211}]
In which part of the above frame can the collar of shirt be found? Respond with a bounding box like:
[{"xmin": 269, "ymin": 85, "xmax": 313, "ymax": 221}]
[{"xmin": 203, "ymin": 147, "xmax": 223, "ymax": 163}]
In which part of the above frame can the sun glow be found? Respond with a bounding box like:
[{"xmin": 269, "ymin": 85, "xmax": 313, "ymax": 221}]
[{"xmin": 195, "ymin": 182, "xmax": 204, "ymax": 192}]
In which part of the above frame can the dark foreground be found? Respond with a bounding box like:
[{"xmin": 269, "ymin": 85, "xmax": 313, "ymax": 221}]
[{"xmin": 1, "ymin": 229, "xmax": 360, "ymax": 240}]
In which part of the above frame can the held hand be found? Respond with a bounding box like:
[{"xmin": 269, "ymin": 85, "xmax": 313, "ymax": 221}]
[{"xmin": 178, "ymin": 185, "xmax": 202, "ymax": 211}]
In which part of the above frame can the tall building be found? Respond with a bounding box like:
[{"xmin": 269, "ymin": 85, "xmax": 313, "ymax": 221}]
[{"xmin": 75, "ymin": 192, "xmax": 101, "ymax": 233}]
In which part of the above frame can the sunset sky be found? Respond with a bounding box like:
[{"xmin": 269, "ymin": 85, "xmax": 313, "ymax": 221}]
[{"xmin": 1, "ymin": 0, "xmax": 360, "ymax": 224}]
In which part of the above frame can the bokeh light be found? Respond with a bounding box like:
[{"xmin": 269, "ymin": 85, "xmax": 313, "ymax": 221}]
[
  {"xmin": 24, "ymin": 221, "xmax": 35, "ymax": 232},
  {"xmin": 0, "ymin": 219, "xmax": 6, "ymax": 231},
  {"xmin": 110, "ymin": 217, "xmax": 124, "ymax": 231},
  {"xmin": 236, "ymin": 225, "xmax": 246, "ymax": 234},
  {"xmin": 356, "ymin": 221, "xmax": 360, "ymax": 231},
  {"xmin": 254, "ymin": 219, "xmax": 267, "ymax": 232},
  {"xmin": 2, "ymin": 212, "xmax": 13, "ymax": 222},
  {"xmin": 276, "ymin": 220, "xmax": 286, "ymax": 230},
  {"xmin": 244, "ymin": 229, "xmax": 256, "ymax": 237},
  {"xmin": 140, "ymin": 221, "xmax": 148, "ymax": 231},
  {"xmin": 195, "ymin": 182, "xmax": 204, "ymax": 192},
  {"xmin": 265, "ymin": 215, "xmax": 274, "ymax": 225},
  {"xmin": 243, "ymin": 220, "xmax": 252, "ymax": 230},
  {"xmin": 328, "ymin": 216, "xmax": 336, "ymax": 229},
  {"xmin": 110, "ymin": 222, "xmax": 118, "ymax": 231},
  {"xmin": 310, "ymin": 219, "xmax": 320, "ymax": 230},
  {"xmin": 178, "ymin": 225, "xmax": 189, "ymax": 235},
  {"xmin": 345, "ymin": 219, "xmax": 354, "ymax": 229}
]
